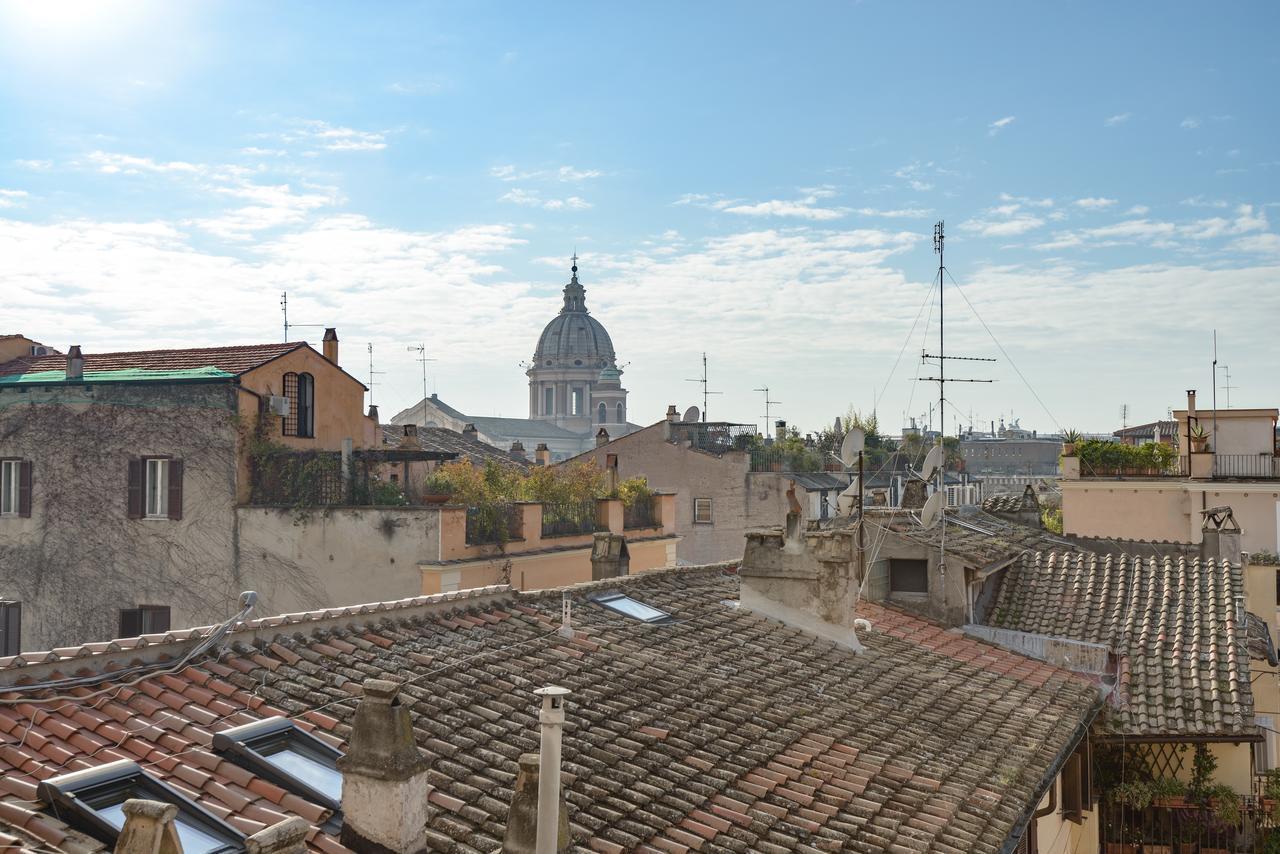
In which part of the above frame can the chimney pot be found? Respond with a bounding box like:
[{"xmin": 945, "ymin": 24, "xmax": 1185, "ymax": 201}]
[
  {"xmin": 503, "ymin": 753, "xmax": 569, "ymax": 854},
  {"xmin": 665, "ymin": 404, "xmax": 678, "ymax": 423},
  {"xmin": 66, "ymin": 345, "xmax": 84, "ymax": 381},
  {"xmin": 337, "ymin": 678, "xmax": 431, "ymax": 853},
  {"xmin": 399, "ymin": 424, "xmax": 420, "ymax": 450},
  {"xmin": 775, "ymin": 419, "xmax": 787, "ymax": 442},
  {"xmin": 1187, "ymin": 389, "xmax": 1198, "ymax": 419},
  {"xmin": 533, "ymin": 686, "xmax": 572, "ymax": 854},
  {"xmin": 322, "ymin": 328, "xmax": 339, "ymax": 364},
  {"xmin": 366, "ymin": 404, "xmax": 379, "ymax": 424},
  {"xmin": 510, "ymin": 440, "xmax": 527, "ymax": 461},
  {"xmin": 462, "ymin": 423, "xmax": 478, "ymax": 440},
  {"xmin": 535, "ymin": 443, "xmax": 551, "ymax": 466},
  {"xmin": 595, "ymin": 427, "xmax": 610, "ymax": 448}
]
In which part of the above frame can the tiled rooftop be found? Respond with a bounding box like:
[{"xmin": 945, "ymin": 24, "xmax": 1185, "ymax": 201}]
[
  {"xmin": 0, "ymin": 567, "xmax": 1100, "ymax": 853},
  {"xmin": 381, "ymin": 425, "xmax": 531, "ymax": 469},
  {"xmin": 862, "ymin": 509, "xmax": 1085, "ymax": 569},
  {"xmin": 985, "ymin": 551, "xmax": 1253, "ymax": 737},
  {"xmin": 0, "ymin": 343, "xmax": 305, "ymax": 378}
]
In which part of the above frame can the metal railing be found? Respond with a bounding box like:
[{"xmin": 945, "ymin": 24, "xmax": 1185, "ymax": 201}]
[
  {"xmin": 1076, "ymin": 458, "xmax": 1189, "ymax": 479},
  {"xmin": 1213, "ymin": 453, "xmax": 1280, "ymax": 479},
  {"xmin": 623, "ymin": 497, "xmax": 658, "ymax": 530},
  {"xmin": 1100, "ymin": 797, "xmax": 1279, "ymax": 851},
  {"xmin": 540, "ymin": 499, "xmax": 598, "ymax": 538},
  {"xmin": 747, "ymin": 445, "xmax": 828, "ymax": 473},
  {"xmin": 251, "ymin": 451, "xmax": 408, "ymax": 506},
  {"xmin": 466, "ymin": 503, "xmax": 522, "ymax": 545}
]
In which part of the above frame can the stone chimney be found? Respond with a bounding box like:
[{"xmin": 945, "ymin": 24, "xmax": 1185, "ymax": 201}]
[
  {"xmin": 398, "ymin": 424, "xmax": 420, "ymax": 450},
  {"xmin": 775, "ymin": 420, "xmax": 787, "ymax": 442},
  {"xmin": 245, "ymin": 818, "xmax": 311, "ymax": 854},
  {"xmin": 595, "ymin": 427, "xmax": 610, "ymax": 448},
  {"xmin": 322, "ymin": 328, "xmax": 339, "ymax": 364},
  {"xmin": 604, "ymin": 453, "xmax": 619, "ymax": 494},
  {"xmin": 1201, "ymin": 506, "xmax": 1243, "ymax": 566},
  {"xmin": 113, "ymin": 800, "xmax": 182, "ymax": 854},
  {"xmin": 367, "ymin": 404, "xmax": 379, "ymax": 426},
  {"xmin": 336, "ymin": 679, "xmax": 431, "ymax": 853},
  {"xmin": 462, "ymin": 423, "xmax": 478, "ymax": 442},
  {"xmin": 666, "ymin": 404, "xmax": 679, "ymax": 423},
  {"xmin": 503, "ymin": 753, "xmax": 569, "ymax": 854},
  {"xmin": 510, "ymin": 440, "xmax": 527, "ymax": 461},
  {"xmin": 65, "ymin": 345, "xmax": 84, "ymax": 381},
  {"xmin": 535, "ymin": 443, "xmax": 551, "ymax": 466},
  {"xmin": 591, "ymin": 532, "xmax": 629, "ymax": 580}
]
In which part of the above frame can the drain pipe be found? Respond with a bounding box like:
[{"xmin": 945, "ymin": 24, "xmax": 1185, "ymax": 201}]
[{"xmin": 535, "ymin": 686, "xmax": 570, "ymax": 854}]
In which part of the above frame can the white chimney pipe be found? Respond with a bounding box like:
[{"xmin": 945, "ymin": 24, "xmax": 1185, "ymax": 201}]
[{"xmin": 534, "ymin": 686, "xmax": 570, "ymax": 854}]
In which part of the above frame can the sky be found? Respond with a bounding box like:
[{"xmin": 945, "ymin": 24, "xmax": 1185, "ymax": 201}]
[{"xmin": 1, "ymin": 1, "xmax": 1277, "ymax": 437}]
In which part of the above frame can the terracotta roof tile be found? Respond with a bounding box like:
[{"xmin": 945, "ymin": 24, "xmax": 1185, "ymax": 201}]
[{"xmin": 0, "ymin": 342, "xmax": 303, "ymax": 378}]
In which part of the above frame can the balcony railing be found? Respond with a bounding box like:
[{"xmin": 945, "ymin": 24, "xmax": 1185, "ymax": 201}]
[
  {"xmin": 1100, "ymin": 796, "xmax": 1279, "ymax": 851},
  {"xmin": 540, "ymin": 499, "xmax": 599, "ymax": 538},
  {"xmin": 466, "ymin": 503, "xmax": 522, "ymax": 545},
  {"xmin": 623, "ymin": 497, "xmax": 658, "ymax": 530},
  {"xmin": 1076, "ymin": 459, "xmax": 1189, "ymax": 479},
  {"xmin": 1213, "ymin": 453, "xmax": 1280, "ymax": 479}
]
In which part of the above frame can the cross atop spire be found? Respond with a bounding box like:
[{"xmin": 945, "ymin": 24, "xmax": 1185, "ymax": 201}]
[{"xmin": 562, "ymin": 250, "xmax": 587, "ymax": 312}]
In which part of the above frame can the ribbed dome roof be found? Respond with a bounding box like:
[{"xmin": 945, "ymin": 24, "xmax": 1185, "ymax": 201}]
[{"xmin": 533, "ymin": 264, "xmax": 616, "ymax": 366}]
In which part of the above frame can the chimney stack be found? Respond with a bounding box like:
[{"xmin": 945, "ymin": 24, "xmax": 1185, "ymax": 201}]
[
  {"xmin": 322, "ymin": 328, "xmax": 339, "ymax": 364},
  {"xmin": 775, "ymin": 419, "xmax": 787, "ymax": 442},
  {"xmin": 462, "ymin": 423, "xmax": 478, "ymax": 441},
  {"xmin": 245, "ymin": 818, "xmax": 311, "ymax": 854},
  {"xmin": 591, "ymin": 532, "xmax": 629, "ymax": 580},
  {"xmin": 336, "ymin": 679, "xmax": 431, "ymax": 853},
  {"xmin": 66, "ymin": 345, "xmax": 84, "ymax": 381},
  {"xmin": 595, "ymin": 427, "xmax": 610, "ymax": 448},
  {"xmin": 1201, "ymin": 507, "xmax": 1243, "ymax": 567},
  {"xmin": 1187, "ymin": 389, "xmax": 1197, "ymax": 421},
  {"xmin": 510, "ymin": 440, "xmax": 527, "ymax": 461},
  {"xmin": 534, "ymin": 687, "xmax": 571, "ymax": 854},
  {"xmin": 399, "ymin": 424, "xmax": 420, "ymax": 449},
  {"xmin": 113, "ymin": 800, "xmax": 182, "ymax": 854},
  {"xmin": 367, "ymin": 404, "xmax": 379, "ymax": 425},
  {"xmin": 535, "ymin": 443, "xmax": 551, "ymax": 466},
  {"xmin": 666, "ymin": 404, "xmax": 678, "ymax": 423},
  {"xmin": 503, "ymin": 753, "xmax": 569, "ymax": 854}
]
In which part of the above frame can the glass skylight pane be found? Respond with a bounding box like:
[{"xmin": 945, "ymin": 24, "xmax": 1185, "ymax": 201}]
[
  {"xmin": 98, "ymin": 804, "xmax": 227, "ymax": 854},
  {"xmin": 601, "ymin": 595, "xmax": 668, "ymax": 622},
  {"xmin": 268, "ymin": 747, "xmax": 344, "ymax": 800}
]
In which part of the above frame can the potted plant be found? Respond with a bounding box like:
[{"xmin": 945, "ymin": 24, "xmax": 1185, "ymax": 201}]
[
  {"xmin": 1062, "ymin": 429, "xmax": 1081, "ymax": 456},
  {"xmin": 420, "ymin": 473, "xmax": 454, "ymax": 505},
  {"xmin": 1190, "ymin": 423, "xmax": 1209, "ymax": 453}
]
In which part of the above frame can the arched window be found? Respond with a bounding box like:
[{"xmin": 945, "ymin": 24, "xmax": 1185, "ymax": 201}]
[
  {"xmin": 598, "ymin": 402, "xmax": 607, "ymax": 423},
  {"xmin": 283, "ymin": 372, "xmax": 315, "ymax": 437},
  {"xmin": 616, "ymin": 402, "xmax": 625, "ymax": 424}
]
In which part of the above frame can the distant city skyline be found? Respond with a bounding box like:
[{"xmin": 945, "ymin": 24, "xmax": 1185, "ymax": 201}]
[{"xmin": 1, "ymin": 1, "xmax": 1277, "ymax": 435}]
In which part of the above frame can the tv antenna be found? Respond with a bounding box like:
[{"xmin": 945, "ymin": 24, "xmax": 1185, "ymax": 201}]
[
  {"xmin": 407, "ymin": 343, "xmax": 436, "ymax": 404},
  {"xmin": 367, "ymin": 343, "xmax": 387, "ymax": 406},
  {"xmin": 1120, "ymin": 403, "xmax": 1129, "ymax": 430},
  {"xmin": 916, "ymin": 221, "xmax": 996, "ymax": 604},
  {"xmin": 752, "ymin": 385, "xmax": 781, "ymax": 436},
  {"xmin": 684, "ymin": 352, "xmax": 721, "ymax": 422},
  {"xmin": 280, "ymin": 291, "xmax": 325, "ymax": 342},
  {"xmin": 1218, "ymin": 363, "xmax": 1236, "ymax": 410}
]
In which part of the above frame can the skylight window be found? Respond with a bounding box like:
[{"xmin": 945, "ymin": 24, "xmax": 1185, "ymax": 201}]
[
  {"xmin": 39, "ymin": 760, "xmax": 243, "ymax": 854},
  {"xmin": 212, "ymin": 716, "xmax": 344, "ymax": 810},
  {"xmin": 591, "ymin": 592, "xmax": 673, "ymax": 623}
]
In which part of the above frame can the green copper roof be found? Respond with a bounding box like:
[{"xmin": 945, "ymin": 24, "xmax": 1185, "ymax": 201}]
[{"xmin": 0, "ymin": 366, "xmax": 235, "ymax": 385}]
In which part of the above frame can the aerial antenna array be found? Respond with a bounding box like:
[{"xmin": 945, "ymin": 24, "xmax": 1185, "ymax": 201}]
[
  {"xmin": 753, "ymin": 385, "xmax": 781, "ymax": 436},
  {"xmin": 280, "ymin": 291, "xmax": 325, "ymax": 342},
  {"xmin": 408, "ymin": 343, "xmax": 436, "ymax": 404},
  {"xmin": 684, "ymin": 352, "xmax": 720, "ymax": 422}
]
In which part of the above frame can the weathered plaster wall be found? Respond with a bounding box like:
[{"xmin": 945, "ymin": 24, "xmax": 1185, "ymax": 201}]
[
  {"xmin": 0, "ymin": 381, "xmax": 247, "ymax": 650},
  {"xmin": 238, "ymin": 345, "xmax": 376, "ymax": 451},
  {"xmin": 235, "ymin": 506, "xmax": 440, "ymax": 613}
]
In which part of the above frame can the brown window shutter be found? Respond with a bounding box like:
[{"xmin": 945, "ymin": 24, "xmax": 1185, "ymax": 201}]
[
  {"xmin": 167, "ymin": 460, "xmax": 184, "ymax": 520},
  {"xmin": 142, "ymin": 605, "xmax": 171, "ymax": 634},
  {"xmin": 119, "ymin": 607, "xmax": 142, "ymax": 638},
  {"xmin": 0, "ymin": 602, "xmax": 19, "ymax": 656},
  {"xmin": 1061, "ymin": 753, "xmax": 1083, "ymax": 823},
  {"xmin": 17, "ymin": 461, "xmax": 32, "ymax": 518},
  {"xmin": 127, "ymin": 459, "xmax": 143, "ymax": 519}
]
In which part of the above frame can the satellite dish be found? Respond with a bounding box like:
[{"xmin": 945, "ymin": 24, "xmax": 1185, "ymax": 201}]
[
  {"xmin": 920, "ymin": 492, "xmax": 944, "ymax": 528},
  {"xmin": 837, "ymin": 480, "xmax": 860, "ymax": 515},
  {"xmin": 839, "ymin": 428, "xmax": 866, "ymax": 467},
  {"xmin": 920, "ymin": 445, "xmax": 945, "ymax": 481},
  {"xmin": 683, "ymin": 405, "xmax": 700, "ymax": 423}
]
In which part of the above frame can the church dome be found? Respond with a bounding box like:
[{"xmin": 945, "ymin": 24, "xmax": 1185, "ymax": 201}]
[{"xmin": 533, "ymin": 262, "xmax": 616, "ymax": 368}]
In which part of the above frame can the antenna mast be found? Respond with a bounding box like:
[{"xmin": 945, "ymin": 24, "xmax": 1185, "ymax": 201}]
[
  {"xmin": 367, "ymin": 343, "xmax": 386, "ymax": 406},
  {"xmin": 684, "ymin": 352, "xmax": 721, "ymax": 421},
  {"xmin": 753, "ymin": 386, "xmax": 781, "ymax": 437},
  {"xmin": 280, "ymin": 291, "xmax": 325, "ymax": 342},
  {"xmin": 1219, "ymin": 364, "xmax": 1236, "ymax": 409},
  {"xmin": 408, "ymin": 343, "xmax": 436, "ymax": 404}
]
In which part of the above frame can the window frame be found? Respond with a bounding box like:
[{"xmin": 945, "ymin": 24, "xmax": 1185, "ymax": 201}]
[
  {"xmin": 0, "ymin": 600, "xmax": 20, "ymax": 657},
  {"xmin": 296, "ymin": 372, "xmax": 315, "ymax": 438},
  {"xmin": 693, "ymin": 498, "xmax": 713, "ymax": 524},
  {"xmin": 144, "ymin": 457, "xmax": 169, "ymax": 519},
  {"xmin": 888, "ymin": 558, "xmax": 929, "ymax": 594},
  {"xmin": 590, "ymin": 591, "xmax": 674, "ymax": 624},
  {"xmin": 212, "ymin": 716, "xmax": 344, "ymax": 812},
  {"xmin": 38, "ymin": 759, "xmax": 244, "ymax": 853},
  {"xmin": 616, "ymin": 402, "xmax": 624, "ymax": 423},
  {"xmin": 544, "ymin": 386, "xmax": 554, "ymax": 416},
  {"xmin": 119, "ymin": 605, "xmax": 171, "ymax": 638},
  {"xmin": 0, "ymin": 458, "xmax": 18, "ymax": 516},
  {"xmin": 571, "ymin": 386, "xmax": 583, "ymax": 416},
  {"xmin": 597, "ymin": 401, "xmax": 607, "ymax": 423}
]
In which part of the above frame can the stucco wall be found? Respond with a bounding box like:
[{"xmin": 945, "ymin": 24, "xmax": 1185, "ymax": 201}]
[
  {"xmin": 1028, "ymin": 776, "xmax": 1099, "ymax": 854},
  {"xmin": 1061, "ymin": 481, "xmax": 1280, "ymax": 553},
  {"xmin": 420, "ymin": 536, "xmax": 675, "ymax": 594},
  {"xmin": 238, "ymin": 345, "xmax": 376, "ymax": 451},
  {"xmin": 0, "ymin": 381, "xmax": 244, "ymax": 650}
]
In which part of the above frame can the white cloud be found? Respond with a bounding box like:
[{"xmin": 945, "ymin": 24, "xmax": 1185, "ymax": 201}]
[
  {"xmin": 988, "ymin": 115, "xmax": 1016, "ymax": 136},
  {"xmin": 852, "ymin": 207, "xmax": 932, "ymax": 218},
  {"xmin": 1074, "ymin": 197, "xmax": 1117, "ymax": 209},
  {"xmin": 720, "ymin": 188, "xmax": 848, "ymax": 221},
  {"xmin": 271, "ymin": 120, "xmax": 389, "ymax": 153},
  {"xmin": 15, "ymin": 159, "xmax": 52, "ymax": 171},
  {"xmin": 1126, "ymin": 205, "xmax": 1150, "ymax": 215},
  {"xmin": 1181, "ymin": 116, "xmax": 1201, "ymax": 129},
  {"xmin": 86, "ymin": 151, "xmax": 203, "ymax": 175},
  {"xmin": 0, "ymin": 189, "xmax": 29, "ymax": 209},
  {"xmin": 241, "ymin": 147, "xmax": 287, "ymax": 157},
  {"xmin": 1104, "ymin": 113, "xmax": 1132, "ymax": 127},
  {"xmin": 490, "ymin": 163, "xmax": 602, "ymax": 183},
  {"xmin": 960, "ymin": 214, "xmax": 1045, "ymax": 237},
  {"xmin": 1230, "ymin": 233, "xmax": 1280, "ymax": 255},
  {"xmin": 893, "ymin": 162, "xmax": 937, "ymax": 192},
  {"xmin": 498, "ymin": 188, "xmax": 591, "ymax": 210}
]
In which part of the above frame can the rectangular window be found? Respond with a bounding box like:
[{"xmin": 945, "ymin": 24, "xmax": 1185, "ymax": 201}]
[
  {"xmin": 212, "ymin": 716, "xmax": 344, "ymax": 810},
  {"xmin": 544, "ymin": 386, "xmax": 554, "ymax": 416},
  {"xmin": 889, "ymin": 558, "xmax": 928, "ymax": 594},
  {"xmin": 0, "ymin": 459, "xmax": 17, "ymax": 515},
  {"xmin": 1257, "ymin": 714, "xmax": 1276, "ymax": 773},
  {"xmin": 40, "ymin": 760, "xmax": 243, "ymax": 853},
  {"xmin": 571, "ymin": 387, "xmax": 583, "ymax": 416},
  {"xmin": 145, "ymin": 458, "xmax": 169, "ymax": 518},
  {"xmin": 0, "ymin": 601, "xmax": 19, "ymax": 656},
  {"xmin": 591, "ymin": 592, "xmax": 673, "ymax": 623},
  {"xmin": 694, "ymin": 498, "xmax": 712, "ymax": 524},
  {"xmin": 119, "ymin": 605, "xmax": 171, "ymax": 638}
]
